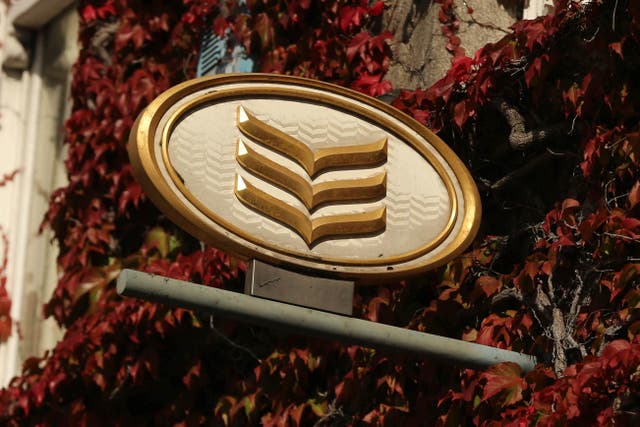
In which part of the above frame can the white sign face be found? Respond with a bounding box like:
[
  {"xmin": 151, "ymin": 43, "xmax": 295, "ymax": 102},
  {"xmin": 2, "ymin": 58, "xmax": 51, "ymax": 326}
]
[{"xmin": 129, "ymin": 74, "xmax": 480, "ymax": 281}]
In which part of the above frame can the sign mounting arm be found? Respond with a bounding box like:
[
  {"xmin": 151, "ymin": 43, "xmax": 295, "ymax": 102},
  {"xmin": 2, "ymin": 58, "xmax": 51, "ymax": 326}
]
[{"xmin": 117, "ymin": 269, "xmax": 538, "ymax": 372}]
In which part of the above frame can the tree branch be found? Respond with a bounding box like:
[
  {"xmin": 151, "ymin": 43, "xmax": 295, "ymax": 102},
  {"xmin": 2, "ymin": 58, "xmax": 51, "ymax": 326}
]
[
  {"xmin": 491, "ymin": 287, "xmax": 523, "ymax": 306},
  {"xmin": 313, "ymin": 400, "xmax": 349, "ymax": 427},
  {"xmin": 209, "ymin": 316, "xmax": 262, "ymax": 363},
  {"xmin": 489, "ymin": 151, "xmax": 553, "ymax": 191},
  {"xmin": 460, "ymin": 1, "xmax": 510, "ymax": 34},
  {"xmin": 494, "ymin": 98, "xmax": 569, "ymax": 150}
]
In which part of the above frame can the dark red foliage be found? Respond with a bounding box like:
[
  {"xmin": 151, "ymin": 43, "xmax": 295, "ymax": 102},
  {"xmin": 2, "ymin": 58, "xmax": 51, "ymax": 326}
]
[
  {"xmin": 2, "ymin": 0, "xmax": 640, "ymax": 425},
  {"xmin": 0, "ymin": 169, "xmax": 17, "ymax": 343},
  {"xmin": 0, "ymin": 225, "xmax": 11, "ymax": 343}
]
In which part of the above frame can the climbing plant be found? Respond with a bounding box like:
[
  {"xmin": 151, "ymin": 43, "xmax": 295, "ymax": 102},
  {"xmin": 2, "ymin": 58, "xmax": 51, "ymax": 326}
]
[
  {"xmin": 1, "ymin": 0, "xmax": 639, "ymax": 425},
  {"xmin": 0, "ymin": 170, "xmax": 19, "ymax": 344}
]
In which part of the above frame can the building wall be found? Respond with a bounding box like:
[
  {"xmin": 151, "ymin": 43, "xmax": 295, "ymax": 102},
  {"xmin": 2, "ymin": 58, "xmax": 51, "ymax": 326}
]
[{"xmin": 0, "ymin": 0, "xmax": 77, "ymax": 387}]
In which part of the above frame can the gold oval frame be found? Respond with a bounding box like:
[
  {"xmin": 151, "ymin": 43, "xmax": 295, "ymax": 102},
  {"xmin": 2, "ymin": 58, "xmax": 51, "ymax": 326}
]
[
  {"xmin": 129, "ymin": 74, "xmax": 481, "ymax": 281},
  {"xmin": 162, "ymin": 89, "xmax": 456, "ymax": 265}
]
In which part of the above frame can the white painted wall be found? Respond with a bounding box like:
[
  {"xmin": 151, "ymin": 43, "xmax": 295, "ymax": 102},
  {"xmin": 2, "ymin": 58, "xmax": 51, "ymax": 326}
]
[
  {"xmin": 523, "ymin": 0, "xmax": 555, "ymax": 19},
  {"xmin": 0, "ymin": 0, "xmax": 77, "ymax": 387}
]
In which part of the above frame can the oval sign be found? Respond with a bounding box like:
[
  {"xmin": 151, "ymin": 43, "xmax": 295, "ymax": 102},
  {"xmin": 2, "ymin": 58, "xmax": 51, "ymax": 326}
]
[{"xmin": 129, "ymin": 74, "xmax": 480, "ymax": 281}]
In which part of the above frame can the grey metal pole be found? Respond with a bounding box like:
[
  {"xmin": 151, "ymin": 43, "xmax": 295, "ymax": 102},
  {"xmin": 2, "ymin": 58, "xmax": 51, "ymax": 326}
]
[{"xmin": 117, "ymin": 269, "xmax": 537, "ymax": 372}]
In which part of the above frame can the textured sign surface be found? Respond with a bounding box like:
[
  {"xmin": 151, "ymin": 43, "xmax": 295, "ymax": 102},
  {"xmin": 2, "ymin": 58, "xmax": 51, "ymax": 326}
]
[{"xmin": 129, "ymin": 74, "xmax": 480, "ymax": 281}]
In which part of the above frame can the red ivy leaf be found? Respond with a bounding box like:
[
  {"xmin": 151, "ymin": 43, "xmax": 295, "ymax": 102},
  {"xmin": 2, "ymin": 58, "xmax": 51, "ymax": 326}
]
[
  {"xmin": 290, "ymin": 403, "xmax": 306, "ymax": 425},
  {"xmin": 0, "ymin": 288, "xmax": 11, "ymax": 315},
  {"xmin": 476, "ymin": 276, "xmax": 500, "ymax": 297},
  {"xmin": 116, "ymin": 24, "xmax": 149, "ymax": 50},
  {"xmin": 513, "ymin": 20, "xmax": 549, "ymax": 50},
  {"xmin": 0, "ymin": 169, "xmax": 19, "ymax": 187},
  {"xmin": 609, "ymin": 41, "xmax": 624, "ymax": 59},
  {"xmin": 453, "ymin": 100, "xmax": 473, "ymax": 128},
  {"xmin": 351, "ymin": 73, "xmax": 391, "ymax": 97},
  {"xmin": 482, "ymin": 362, "xmax": 525, "ymax": 406},
  {"xmin": 340, "ymin": 5, "xmax": 367, "ymax": 32},
  {"xmin": 118, "ymin": 182, "xmax": 143, "ymax": 214},
  {"xmin": 346, "ymin": 32, "xmax": 370, "ymax": 62},
  {"xmin": 81, "ymin": 5, "xmax": 98, "ymax": 22},
  {"xmin": 563, "ymin": 83, "xmax": 582, "ymax": 108},
  {"xmin": 81, "ymin": 3, "xmax": 115, "ymax": 23},
  {"xmin": 628, "ymin": 180, "xmax": 640, "ymax": 209},
  {"xmin": 213, "ymin": 16, "xmax": 229, "ymax": 37},
  {"xmin": 0, "ymin": 315, "xmax": 11, "ymax": 342},
  {"xmin": 602, "ymin": 339, "xmax": 631, "ymax": 361},
  {"xmin": 368, "ymin": 1, "xmax": 385, "ymax": 17}
]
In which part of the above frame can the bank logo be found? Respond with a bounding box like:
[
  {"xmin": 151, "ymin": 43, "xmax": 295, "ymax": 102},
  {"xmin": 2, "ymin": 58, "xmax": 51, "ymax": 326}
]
[
  {"xmin": 129, "ymin": 74, "xmax": 481, "ymax": 279},
  {"xmin": 234, "ymin": 106, "xmax": 387, "ymax": 246}
]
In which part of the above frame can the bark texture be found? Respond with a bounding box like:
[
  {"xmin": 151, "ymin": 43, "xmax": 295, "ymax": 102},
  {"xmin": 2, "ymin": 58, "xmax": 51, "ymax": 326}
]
[{"xmin": 384, "ymin": 0, "xmax": 519, "ymax": 90}]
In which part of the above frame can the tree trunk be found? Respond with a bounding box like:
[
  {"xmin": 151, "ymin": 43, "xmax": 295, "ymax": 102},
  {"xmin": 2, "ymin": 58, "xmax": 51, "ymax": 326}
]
[{"xmin": 383, "ymin": 0, "xmax": 519, "ymax": 90}]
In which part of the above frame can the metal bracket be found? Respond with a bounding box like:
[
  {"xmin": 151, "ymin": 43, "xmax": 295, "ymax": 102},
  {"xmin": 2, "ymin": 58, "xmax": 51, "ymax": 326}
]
[
  {"xmin": 117, "ymin": 269, "xmax": 538, "ymax": 372},
  {"xmin": 245, "ymin": 259, "xmax": 354, "ymax": 315}
]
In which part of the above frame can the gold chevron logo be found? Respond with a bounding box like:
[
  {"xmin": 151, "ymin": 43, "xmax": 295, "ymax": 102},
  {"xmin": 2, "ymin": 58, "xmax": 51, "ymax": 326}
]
[
  {"xmin": 237, "ymin": 106, "xmax": 387, "ymax": 177},
  {"xmin": 236, "ymin": 140, "xmax": 387, "ymax": 211},
  {"xmin": 234, "ymin": 106, "xmax": 387, "ymax": 246}
]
